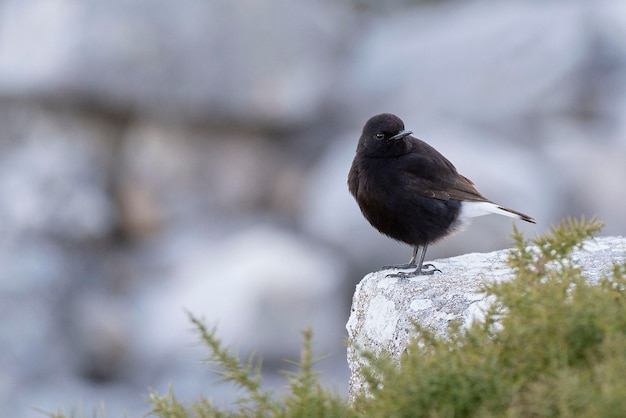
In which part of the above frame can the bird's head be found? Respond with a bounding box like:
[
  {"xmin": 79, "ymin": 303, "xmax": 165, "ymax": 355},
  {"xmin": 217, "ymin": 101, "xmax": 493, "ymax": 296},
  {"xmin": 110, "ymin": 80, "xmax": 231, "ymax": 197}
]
[{"xmin": 358, "ymin": 113, "xmax": 413, "ymax": 157}]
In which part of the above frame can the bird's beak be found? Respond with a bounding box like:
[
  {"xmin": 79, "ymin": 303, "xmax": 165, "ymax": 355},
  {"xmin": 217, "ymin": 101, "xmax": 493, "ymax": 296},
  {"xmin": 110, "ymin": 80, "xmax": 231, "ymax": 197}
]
[{"xmin": 389, "ymin": 129, "xmax": 413, "ymax": 140}]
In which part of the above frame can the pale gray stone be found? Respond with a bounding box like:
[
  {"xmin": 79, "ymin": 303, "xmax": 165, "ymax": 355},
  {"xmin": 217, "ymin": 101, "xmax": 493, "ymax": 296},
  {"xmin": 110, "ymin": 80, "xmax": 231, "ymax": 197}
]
[
  {"xmin": 0, "ymin": 0, "xmax": 349, "ymax": 126},
  {"xmin": 347, "ymin": 236, "xmax": 626, "ymax": 401}
]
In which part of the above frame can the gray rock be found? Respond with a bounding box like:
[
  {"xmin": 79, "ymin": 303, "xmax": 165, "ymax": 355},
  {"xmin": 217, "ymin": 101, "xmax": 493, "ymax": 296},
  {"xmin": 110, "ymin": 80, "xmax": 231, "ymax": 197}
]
[
  {"xmin": 117, "ymin": 119, "xmax": 304, "ymax": 232},
  {"xmin": 69, "ymin": 294, "xmax": 131, "ymax": 382},
  {"xmin": 346, "ymin": 236, "xmax": 626, "ymax": 401},
  {"xmin": 338, "ymin": 1, "xmax": 590, "ymax": 128},
  {"xmin": 137, "ymin": 224, "xmax": 348, "ymax": 361},
  {"xmin": 0, "ymin": 103, "xmax": 117, "ymax": 240},
  {"xmin": 0, "ymin": 0, "xmax": 350, "ymax": 126}
]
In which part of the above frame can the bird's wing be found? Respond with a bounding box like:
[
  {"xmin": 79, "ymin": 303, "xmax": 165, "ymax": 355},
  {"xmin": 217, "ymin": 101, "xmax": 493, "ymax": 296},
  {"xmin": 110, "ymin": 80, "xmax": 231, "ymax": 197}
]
[
  {"xmin": 440, "ymin": 175, "xmax": 489, "ymax": 202},
  {"xmin": 403, "ymin": 140, "xmax": 489, "ymax": 202},
  {"xmin": 412, "ymin": 173, "xmax": 489, "ymax": 202}
]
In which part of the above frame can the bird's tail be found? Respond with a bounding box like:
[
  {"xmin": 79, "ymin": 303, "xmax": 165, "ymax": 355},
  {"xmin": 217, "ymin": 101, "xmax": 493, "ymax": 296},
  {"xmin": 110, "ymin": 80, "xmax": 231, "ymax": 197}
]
[
  {"xmin": 495, "ymin": 205, "xmax": 536, "ymax": 224},
  {"xmin": 460, "ymin": 201, "xmax": 536, "ymax": 224}
]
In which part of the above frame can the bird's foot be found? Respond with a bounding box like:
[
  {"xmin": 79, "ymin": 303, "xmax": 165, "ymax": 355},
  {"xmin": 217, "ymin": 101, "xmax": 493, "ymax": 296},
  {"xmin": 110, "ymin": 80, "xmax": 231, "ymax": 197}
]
[
  {"xmin": 382, "ymin": 262, "xmax": 417, "ymax": 270},
  {"xmin": 386, "ymin": 264, "xmax": 441, "ymax": 279}
]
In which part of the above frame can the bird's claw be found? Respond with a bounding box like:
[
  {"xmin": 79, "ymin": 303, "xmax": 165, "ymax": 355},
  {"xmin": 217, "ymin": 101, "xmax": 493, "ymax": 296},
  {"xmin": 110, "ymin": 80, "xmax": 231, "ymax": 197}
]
[
  {"xmin": 420, "ymin": 264, "xmax": 442, "ymax": 275},
  {"xmin": 385, "ymin": 264, "xmax": 441, "ymax": 279}
]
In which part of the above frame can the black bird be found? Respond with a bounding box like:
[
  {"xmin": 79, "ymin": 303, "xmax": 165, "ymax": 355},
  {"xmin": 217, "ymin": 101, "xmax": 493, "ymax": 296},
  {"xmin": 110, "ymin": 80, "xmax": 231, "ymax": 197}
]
[{"xmin": 348, "ymin": 113, "xmax": 535, "ymax": 277}]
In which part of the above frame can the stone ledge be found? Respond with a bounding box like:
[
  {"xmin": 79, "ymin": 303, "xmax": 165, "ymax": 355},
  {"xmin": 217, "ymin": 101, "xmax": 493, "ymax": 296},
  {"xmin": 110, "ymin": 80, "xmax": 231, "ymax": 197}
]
[{"xmin": 346, "ymin": 236, "xmax": 626, "ymax": 401}]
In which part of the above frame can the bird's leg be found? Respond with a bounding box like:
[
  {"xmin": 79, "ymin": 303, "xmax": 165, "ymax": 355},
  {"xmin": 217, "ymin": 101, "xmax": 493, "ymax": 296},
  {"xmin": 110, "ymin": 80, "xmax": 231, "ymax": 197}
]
[
  {"xmin": 387, "ymin": 244, "xmax": 441, "ymax": 278},
  {"xmin": 413, "ymin": 244, "xmax": 441, "ymax": 275},
  {"xmin": 382, "ymin": 246, "xmax": 418, "ymax": 270}
]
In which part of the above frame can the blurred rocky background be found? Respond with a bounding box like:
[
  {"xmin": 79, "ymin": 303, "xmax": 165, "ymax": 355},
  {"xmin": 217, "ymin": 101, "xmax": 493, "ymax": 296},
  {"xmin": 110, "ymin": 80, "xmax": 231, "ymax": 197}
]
[{"xmin": 1, "ymin": 0, "xmax": 625, "ymax": 416}]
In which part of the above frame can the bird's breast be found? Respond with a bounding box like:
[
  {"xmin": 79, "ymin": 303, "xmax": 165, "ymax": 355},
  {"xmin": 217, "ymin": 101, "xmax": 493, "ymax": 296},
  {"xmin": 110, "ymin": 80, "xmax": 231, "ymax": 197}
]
[
  {"xmin": 352, "ymin": 156, "xmax": 462, "ymax": 245},
  {"xmin": 357, "ymin": 158, "xmax": 405, "ymax": 201}
]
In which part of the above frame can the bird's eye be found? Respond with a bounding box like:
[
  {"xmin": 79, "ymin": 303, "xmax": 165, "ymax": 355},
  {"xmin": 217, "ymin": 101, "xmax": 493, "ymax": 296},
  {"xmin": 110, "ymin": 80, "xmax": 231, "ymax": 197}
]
[{"xmin": 375, "ymin": 133, "xmax": 385, "ymax": 140}]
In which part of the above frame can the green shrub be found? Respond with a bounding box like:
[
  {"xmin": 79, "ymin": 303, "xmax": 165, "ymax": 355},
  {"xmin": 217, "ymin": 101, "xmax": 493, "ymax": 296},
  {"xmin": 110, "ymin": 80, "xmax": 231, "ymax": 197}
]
[
  {"xmin": 42, "ymin": 217, "xmax": 626, "ymax": 417},
  {"xmin": 146, "ymin": 319, "xmax": 355, "ymax": 418}
]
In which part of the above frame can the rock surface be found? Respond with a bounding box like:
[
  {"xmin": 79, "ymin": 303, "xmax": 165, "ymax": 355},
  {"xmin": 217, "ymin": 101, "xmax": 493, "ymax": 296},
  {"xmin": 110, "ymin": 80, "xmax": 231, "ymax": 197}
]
[
  {"xmin": 346, "ymin": 236, "xmax": 626, "ymax": 401},
  {"xmin": 0, "ymin": 0, "xmax": 350, "ymax": 126}
]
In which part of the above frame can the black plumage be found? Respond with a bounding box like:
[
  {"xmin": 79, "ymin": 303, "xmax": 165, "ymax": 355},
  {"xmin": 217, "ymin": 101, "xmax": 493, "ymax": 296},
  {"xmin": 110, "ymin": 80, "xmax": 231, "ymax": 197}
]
[{"xmin": 348, "ymin": 113, "xmax": 535, "ymax": 277}]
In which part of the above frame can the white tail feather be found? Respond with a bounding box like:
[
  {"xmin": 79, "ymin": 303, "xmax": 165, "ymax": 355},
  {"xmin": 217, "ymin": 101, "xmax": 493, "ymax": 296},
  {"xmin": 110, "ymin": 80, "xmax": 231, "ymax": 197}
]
[{"xmin": 458, "ymin": 201, "xmax": 521, "ymax": 222}]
